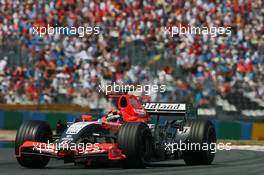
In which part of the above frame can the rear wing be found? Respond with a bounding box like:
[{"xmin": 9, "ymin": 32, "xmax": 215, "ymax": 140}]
[{"xmin": 142, "ymin": 103, "xmax": 197, "ymax": 118}]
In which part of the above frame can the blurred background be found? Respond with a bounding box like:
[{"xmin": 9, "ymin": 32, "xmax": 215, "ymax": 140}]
[{"xmin": 0, "ymin": 0, "xmax": 263, "ymax": 143}]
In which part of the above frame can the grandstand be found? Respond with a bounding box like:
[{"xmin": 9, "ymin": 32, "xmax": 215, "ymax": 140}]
[{"xmin": 0, "ymin": 0, "xmax": 263, "ymax": 119}]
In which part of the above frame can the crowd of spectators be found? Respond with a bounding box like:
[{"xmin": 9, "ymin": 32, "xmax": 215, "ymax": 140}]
[{"xmin": 0, "ymin": 0, "xmax": 263, "ymax": 108}]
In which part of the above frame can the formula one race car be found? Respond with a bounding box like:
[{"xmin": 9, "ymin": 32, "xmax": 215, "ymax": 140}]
[{"xmin": 15, "ymin": 94, "xmax": 216, "ymax": 168}]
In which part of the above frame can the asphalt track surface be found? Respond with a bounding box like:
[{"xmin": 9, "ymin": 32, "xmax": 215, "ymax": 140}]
[{"xmin": 0, "ymin": 148, "xmax": 264, "ymax": 175}]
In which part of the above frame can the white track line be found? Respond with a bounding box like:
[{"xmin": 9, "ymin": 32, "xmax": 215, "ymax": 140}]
[{"xmin": 230, "ymin": 145, "xmax": 264, "ymax": 152}]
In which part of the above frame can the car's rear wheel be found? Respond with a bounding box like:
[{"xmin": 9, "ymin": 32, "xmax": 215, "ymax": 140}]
[
  {"xmin": 182, "ymin": 120, "xmax": 216, "ymax": 165},
  {"xmin": 15, "ymin": 120, "xmax": 52, "ymax": 168},
  {"xmin": 117, "ymin": 122, "xmax": 153, "ymax": 168}
]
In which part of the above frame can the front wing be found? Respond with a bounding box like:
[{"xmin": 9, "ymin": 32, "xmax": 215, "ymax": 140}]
[{"xmin": 16, "ymin": 141, "xmax": 126, "ymax": 161}]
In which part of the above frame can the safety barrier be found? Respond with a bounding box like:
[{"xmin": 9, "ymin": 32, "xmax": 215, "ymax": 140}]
[
  {"xmin": 212, "ymin": 120, "xmax": 262, "ymax": 140},
  {"xmin": 0, "ymin": 104, "xmax": 90, "ymax": 112},
  {"xmin": 0, "ymin": 111, "xmax": 102, "ymax": 130}
]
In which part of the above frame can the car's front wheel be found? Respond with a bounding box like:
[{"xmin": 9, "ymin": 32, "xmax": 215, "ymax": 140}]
[
  {"xmin": 117, "ymin": 122, "xmax": 153, "ymax": 168},
  {"xmin": 15, "ymin": 120, "xmax": 52, "ymax": 168}
]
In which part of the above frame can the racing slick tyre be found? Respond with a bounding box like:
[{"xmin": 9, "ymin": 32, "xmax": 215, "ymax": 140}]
[
  {"xmin": 182, "ymin": 120, "xmax": 216, "ymax": 165},
  {"xmin": 15, "ymin": 120, "xmax": 52, "ymax": 168},
  {"xmin": 117, "ymin": 122, "xmax": 153, "ymax": 168}
]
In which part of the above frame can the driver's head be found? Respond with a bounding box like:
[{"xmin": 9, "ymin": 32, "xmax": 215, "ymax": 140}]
[{"xmin": 108, "ymin": 109, "xmax": 120, "ymax": 115}]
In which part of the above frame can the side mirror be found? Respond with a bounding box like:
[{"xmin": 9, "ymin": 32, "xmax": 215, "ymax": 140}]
[{"xmin": 81, "ymin": 115, "xmax": 93, "ymax": 121}]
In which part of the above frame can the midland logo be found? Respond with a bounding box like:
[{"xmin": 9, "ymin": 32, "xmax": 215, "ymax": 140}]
[{"xmin": 143, "ymin": 103, "xmax": 186, "ymax": 112}]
